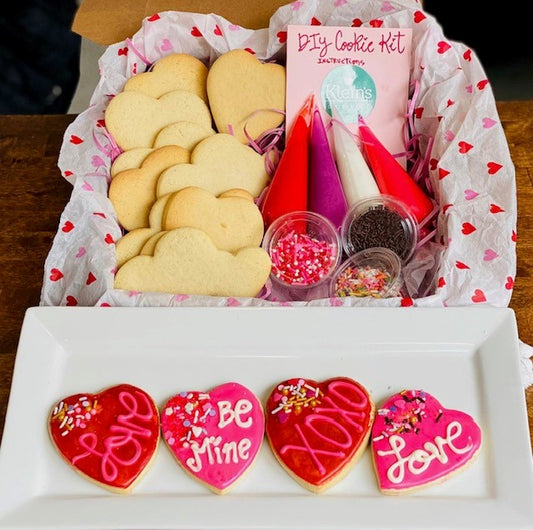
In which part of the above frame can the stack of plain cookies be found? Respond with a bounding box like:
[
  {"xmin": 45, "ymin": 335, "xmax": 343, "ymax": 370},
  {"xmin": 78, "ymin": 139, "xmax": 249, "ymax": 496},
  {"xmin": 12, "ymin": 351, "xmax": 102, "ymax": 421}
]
[{"xmin": 107, "ymin": 50, "xmax": 286, "ymax": 298}]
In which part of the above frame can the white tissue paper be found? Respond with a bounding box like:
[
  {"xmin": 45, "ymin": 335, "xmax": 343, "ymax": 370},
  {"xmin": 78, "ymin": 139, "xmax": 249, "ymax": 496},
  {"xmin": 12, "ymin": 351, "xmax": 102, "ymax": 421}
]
[{"xmin": 40, "ymin": 0, "xmax": 533, "ymax": 386}]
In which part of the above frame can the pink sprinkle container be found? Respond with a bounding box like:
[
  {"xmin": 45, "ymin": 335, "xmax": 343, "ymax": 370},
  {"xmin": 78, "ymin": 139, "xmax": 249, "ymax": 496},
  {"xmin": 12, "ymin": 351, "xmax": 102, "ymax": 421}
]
[{"xmin": 262, "ymin": 211, "xmax": 342, "ymax": 302}]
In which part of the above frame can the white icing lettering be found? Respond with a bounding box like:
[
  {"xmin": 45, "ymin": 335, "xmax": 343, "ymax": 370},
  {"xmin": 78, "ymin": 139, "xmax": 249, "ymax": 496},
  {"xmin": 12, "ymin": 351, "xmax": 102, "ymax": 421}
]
[
  {"xmin": 376, "ymin": 421, "xmax": 474, "ymax": 484},
  {"xmin": 217, "ymin": 399, "xmax": 253, "ymax": 429},
  {"xmin": 238, "ymin": 438, "xmax": 251, "ymax": 460},
  {"xmin": 185, "ymin": 436, "xmax": 252, "ymax": 472},
  {"xmin": 221, "ymin": 441, "xmax": 238, "ymax": 463}
]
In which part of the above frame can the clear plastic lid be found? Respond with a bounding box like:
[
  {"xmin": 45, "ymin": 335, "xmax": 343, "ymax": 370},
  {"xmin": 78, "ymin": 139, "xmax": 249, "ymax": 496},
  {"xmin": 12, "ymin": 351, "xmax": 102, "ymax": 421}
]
[
  {"xmin": 262, "ymin": 210, "xmax": 342, "ymax": 301},
  {"xmin": 330, "ymin": 246, "xmax": 403, "ymax": 299},
  {"xmin": 341, "ymin": 194, "xmax": 418, "ymax": 264}
]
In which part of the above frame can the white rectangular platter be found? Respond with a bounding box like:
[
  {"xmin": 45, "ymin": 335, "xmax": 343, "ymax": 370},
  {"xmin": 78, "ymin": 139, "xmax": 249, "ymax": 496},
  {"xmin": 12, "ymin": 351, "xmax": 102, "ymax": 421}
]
[{"xmin": 0, "ymin": 306, "xmax": 532, "ymax": 529}]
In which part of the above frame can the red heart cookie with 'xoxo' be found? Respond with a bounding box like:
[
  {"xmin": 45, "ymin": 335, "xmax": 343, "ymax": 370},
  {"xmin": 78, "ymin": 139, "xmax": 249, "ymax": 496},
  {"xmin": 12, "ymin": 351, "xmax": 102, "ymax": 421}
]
[
  {"xmin": 48, "ymin": 384, "xmax": 160, "ymax": 493},
  {"xmin": 371, "ymin": 389, "xmax": 482, "ymax": 494},
  {"xmin": 265, "ymin": 377, "xmax": 375, "ymax": 493}
]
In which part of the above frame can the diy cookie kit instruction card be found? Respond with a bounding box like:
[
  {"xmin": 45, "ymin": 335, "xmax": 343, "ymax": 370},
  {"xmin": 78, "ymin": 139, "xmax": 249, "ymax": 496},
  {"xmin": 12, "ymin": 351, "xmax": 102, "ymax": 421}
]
[{"xmin": 286, "ymin": 25, "xmax": 412, "ymax": 162}]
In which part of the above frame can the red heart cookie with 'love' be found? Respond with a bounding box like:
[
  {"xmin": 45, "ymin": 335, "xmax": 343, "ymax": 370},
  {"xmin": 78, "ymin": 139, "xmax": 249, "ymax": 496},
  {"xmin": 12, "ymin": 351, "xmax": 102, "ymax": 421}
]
[
  {"xmin": 371, "ymin": 389, "xmax": 482, "ymax": 494},
  {"xmin": 161, "ymin": 382, "xmax": 265, "ymax": 494},
  {"xmin": 48, "ymin": 384, "xmax": 160, "ymax": 494},
  {"xmin": 265, "ymin": 377, "xmax": 375, "ymax": 493}
]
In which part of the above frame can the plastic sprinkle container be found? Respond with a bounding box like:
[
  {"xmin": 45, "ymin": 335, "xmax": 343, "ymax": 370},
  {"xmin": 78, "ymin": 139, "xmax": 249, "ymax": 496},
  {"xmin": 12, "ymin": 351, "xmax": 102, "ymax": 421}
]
[
  {"xmin": 262, "ymin": 210, "xmax": 341, "ymax": 301},
  {"xmin": 341, "ymin": 194, "xmax": 418, "ymax": 264},
  {"xmin": 330, "ymin": 247, "xmax": 403, "ymax": 299}
]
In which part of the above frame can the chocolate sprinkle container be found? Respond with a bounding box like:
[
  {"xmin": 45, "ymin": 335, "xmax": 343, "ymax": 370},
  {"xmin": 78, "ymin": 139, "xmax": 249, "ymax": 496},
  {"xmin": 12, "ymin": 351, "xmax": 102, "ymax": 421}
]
[{"xmin": 341, "ymin": 195, "xmax": 418, "ymax": 264}]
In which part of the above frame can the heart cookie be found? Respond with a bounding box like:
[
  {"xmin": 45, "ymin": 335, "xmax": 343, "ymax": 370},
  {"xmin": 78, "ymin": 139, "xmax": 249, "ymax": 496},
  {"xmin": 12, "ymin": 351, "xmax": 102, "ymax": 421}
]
[
  {"xmin": 371, "ymin": 389, "xmax": 482, "ymax": 494},
  {"xmin": 265, "ymin": 377, "xmax": 375, "ymax": 493},
  {"xmin": 207, "ymin": 49, "xmax": 286, "ymax": 144},
  {"xmin": 160, "ymin": 382, "xmax": 264, "ymax": 494},
  {"xmin": 105, "ymin": 89, "xmax": 212, "ymax": 150},
  {"xmin": 113, "ymin": 227, "xmax": 271, "ymax": 297},
  {"xmin": 48, "ymin": 384, "xmax": 160, "ymax": 494},
  {"xmin": 156, "ymin": 133, "xmax": 269, "ymax": 198}
]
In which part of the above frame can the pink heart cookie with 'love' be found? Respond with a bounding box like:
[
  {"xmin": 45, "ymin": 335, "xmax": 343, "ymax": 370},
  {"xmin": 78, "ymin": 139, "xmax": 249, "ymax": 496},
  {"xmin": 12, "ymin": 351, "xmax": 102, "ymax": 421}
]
[
  {"xmin": 371, "ymin": 389, "xmax": 482, "ymax": 494},
  {"xmin": 48, "ymin": 384, "xmax": 160, "ymax": 494},
  {"xmin": 265, "ymin": 377, "xmax": 375, "ymax": 493},
  {"xmin": 161, "ymin": 382, "xmax": 264, "ymax": 494}
]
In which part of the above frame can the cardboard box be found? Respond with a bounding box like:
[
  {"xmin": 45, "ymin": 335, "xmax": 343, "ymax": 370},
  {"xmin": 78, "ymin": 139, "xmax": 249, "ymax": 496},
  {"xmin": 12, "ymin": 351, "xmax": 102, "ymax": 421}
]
[
  {"xmin": 68, "ymin": 0, "xmax": 291, "ymax": 112},
  {"xmin": 72, "ymin": 0, "xmax": 291, "ymax": 45}
]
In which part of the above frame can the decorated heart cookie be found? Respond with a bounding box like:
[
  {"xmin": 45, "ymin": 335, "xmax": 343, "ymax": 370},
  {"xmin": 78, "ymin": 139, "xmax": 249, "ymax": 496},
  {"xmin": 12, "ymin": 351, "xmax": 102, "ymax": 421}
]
[
  {"xmin": 160, "ymin": 382, "xmax": 264, "ymax": 494},
  {"xmin": 265, "ymin": 377, "xmax": 375, "ymax": 493},
  {"xmin": 371, "ymin": 389, "xmax": 482, "ymax": 494},
  {"xmin": 48, "ymin": 384, "xmax": 160, "ymax": 494}
]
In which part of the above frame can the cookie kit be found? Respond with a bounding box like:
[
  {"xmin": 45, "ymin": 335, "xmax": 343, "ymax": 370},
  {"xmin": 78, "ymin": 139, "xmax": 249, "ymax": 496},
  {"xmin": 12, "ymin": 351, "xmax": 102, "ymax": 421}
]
[{"xmin": 40, "ymin": 0, "xmax": 516, "ymax": 311}]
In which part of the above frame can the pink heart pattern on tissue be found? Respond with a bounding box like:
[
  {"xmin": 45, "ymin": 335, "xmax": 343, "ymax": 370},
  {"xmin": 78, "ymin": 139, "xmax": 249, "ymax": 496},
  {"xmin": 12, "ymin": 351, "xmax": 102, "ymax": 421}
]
[
  {"xmin": 464, "ymin": 189, "xmax": 478, "ymax": 200},
  {"xmin": 371, "ymin": 390, "xmax": 482, "ymax": 493},
  {"xmin": 161, "ymin": 383, "xmax": 264, "ymax": 494}
]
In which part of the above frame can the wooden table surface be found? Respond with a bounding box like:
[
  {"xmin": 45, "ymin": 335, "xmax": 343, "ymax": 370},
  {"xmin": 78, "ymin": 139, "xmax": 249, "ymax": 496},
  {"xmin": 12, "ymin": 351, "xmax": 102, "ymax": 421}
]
[{"xmin": 0, "ymin": 104, "xmax": 532, "ymax": 450}]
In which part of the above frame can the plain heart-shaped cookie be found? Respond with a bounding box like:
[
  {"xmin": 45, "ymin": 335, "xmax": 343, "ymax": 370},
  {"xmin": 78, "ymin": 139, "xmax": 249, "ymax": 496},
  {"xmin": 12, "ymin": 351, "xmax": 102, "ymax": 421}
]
[
  {"xmin": 109, "ymin": 145, "xmax": 190, "ymax": 231},
  {"xmin": 160, "ymin": 382, "xmax": 264, "ymax": 494},
  {"xmin": 156, "ymin": 133, "xmax": 269, "ymax": 198},
  {"xmin": 371, "ymin": 389, "xmax": 482, "ymax": 494},
  {"xmin": 207, "ymin": 49, "xmax": 286, "ymax": 144},
  {"xmin": 113, "ymin": 227, "xmax": 272, "ymax": 297},
  {"xmin": 48, "ymin": 384, "xmax": 160, "ymax": 494},
  {"xmin": 124, "ymin": 53, "xmax": 208, "ymax": 101},
  {"xmin": 162, "ymin": 186, "xmax": 264, "ymax": 252},
  {"xmin": 105, "ymin": 90, "xmax": 212, "ymax": 150},
  {"xmin": 265, "ymin": 377, "xmax": 375, "ymax": 493}
]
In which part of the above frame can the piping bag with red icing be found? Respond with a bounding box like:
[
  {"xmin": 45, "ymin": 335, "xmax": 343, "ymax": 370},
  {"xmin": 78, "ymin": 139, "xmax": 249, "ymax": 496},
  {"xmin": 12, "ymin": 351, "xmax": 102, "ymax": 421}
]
[
  {"xmin": 308, "ymin": 106, "xmax": 348, "ymax": 230},
  {"xmin": 260, "ymin": 94, "xmax": 314, "ymax": 228},
  {"xmin": 265, "ymin": 377, "xmax": 375, "ymax": 493},
  {"xmin": 358, "ymin": 116, "xmax": 435, "ymax": 225},
  {"xmin": 371, "ymin": 389, "xmax": 482, "ymax": 494}
]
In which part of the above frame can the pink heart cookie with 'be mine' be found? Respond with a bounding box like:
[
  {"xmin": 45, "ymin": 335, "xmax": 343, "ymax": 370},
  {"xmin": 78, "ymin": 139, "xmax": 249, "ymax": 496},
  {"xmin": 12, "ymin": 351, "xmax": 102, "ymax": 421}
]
[
  {"xmin": 161, "ymin": 382, "xmax": 264, "ymax": 494},
  {"xmin": 371, "ymin": 389, "xmax": 482, "ymax": 494}
]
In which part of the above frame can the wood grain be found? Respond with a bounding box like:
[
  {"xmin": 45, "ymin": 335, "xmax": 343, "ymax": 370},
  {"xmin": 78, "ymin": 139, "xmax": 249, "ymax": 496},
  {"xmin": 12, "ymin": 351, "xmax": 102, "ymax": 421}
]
[{"xmin": 0, "ymin": 107, "xmax": 532, "ymax": 450}]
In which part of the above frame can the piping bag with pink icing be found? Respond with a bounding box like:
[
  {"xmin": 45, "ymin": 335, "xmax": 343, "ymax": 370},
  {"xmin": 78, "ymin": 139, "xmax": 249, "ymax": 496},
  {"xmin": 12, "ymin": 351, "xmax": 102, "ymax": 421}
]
[
  {"xmin": 357, "ymin": 117, "xmax": 435, "ymax": 225},
  {"xmin": 160, "ymin": 382, "xmax": 264, "ymax": 494},
  {"xmin": 371, "ymin": 389, "xmax": 482, "ymax": 494}
]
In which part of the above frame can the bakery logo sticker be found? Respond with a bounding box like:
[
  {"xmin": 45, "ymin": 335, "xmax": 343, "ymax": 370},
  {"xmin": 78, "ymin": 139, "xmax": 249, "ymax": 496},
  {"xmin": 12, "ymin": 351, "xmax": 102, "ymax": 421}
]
[{"xmin": 321, "ymin": 65, "xmax": 376, "ymax": 122}]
